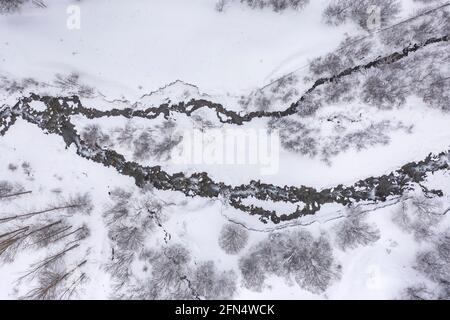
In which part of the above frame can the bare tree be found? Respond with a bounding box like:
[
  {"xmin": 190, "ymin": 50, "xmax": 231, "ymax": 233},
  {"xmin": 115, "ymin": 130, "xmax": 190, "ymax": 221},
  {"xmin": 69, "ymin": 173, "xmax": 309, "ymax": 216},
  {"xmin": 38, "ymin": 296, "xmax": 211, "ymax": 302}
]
[
  {"xmin": 334, "ymin": 211, "xmax": 380, "ymax": 251},
  {"xmin": 28, "ymin": 220, "xmax": 69, "ymax": 248},
  {"xmin": 215, "ymin": 0, "xmax": 228, "ymax": 12},
  {"xmin": 104, "ymin": 188, "xmax": 133, "ymax": 224},
  {"xmin": 0, "ymin": 0, "xmax": 27, "ymax": 14},
  {"xmin": 54, "ymin": 73, "xmax": 94, "ymax": 97},
  {"xmin": 131, "ymin": 121, "xmax": 182, "ymax": 161},
  {"xmin": 0, "ymin": 220, "xmax": 85, "ymax": 264},
  {"xmin": 0, "ymin": 225, "xmax": 30, "ymax": 263},
  {"xmin": 106, "ymin": 250, "xmax": 135, "ymax": 291},
  {"xmin": 404, "ymin": 229, "xmax": 450, "ymax": 299},
  {"xmin": 240, "ymin": 0, "xmax": 310, "ymax": 12},
  {"xmin": 133, "ymin": 130, "xmax": 154, "ymax": 161},
  {"xmin": 239, "ymin": 230, "xmax": 341, "ymax": 294},
  {"xmin": 0, "ymin": 198, "xmax": 91, "ymax": 225},
  {"xmin": 21, "ymin": 162, "xmax": 33, "ymax": 179},
  {"xmin": 254, "ymin": 93, "xmax": 272, "ymax": 112},
  {"xmin": 419, "ymin": 73, "xmax": 450, "ymax": 112},
  {"xmin": 392, "ymin": 194, "xmax": 444, "ymax": 241},
  {"xmin": 63, "ymin": 192, "xmax": 94, "ymax": 215},
  {"xmin": 268, "ymin": 118, "xmax": 319, "ymax": 157},
  {"xmin": 401, "ymin": 284, "xmax": 435, "ymax": 300},
  {"xmin": 7, "ymin": 163, "xmax": 18, "ymax": 171},
  {"xmin": 380, "ymin": 5, "xmax": 450, "ymax": 49},
  {"xmin": 0, "ymin": 181, "xmax": 29, "ymax": 200},
  {"xmin": 297, "ymin": 92, "xmax": 322, "ymax": 117},
  {"xmin": 108, "ymin": 224, "xmax": 144, "ymax": 252},
  {"xmin": 361, "ymin": 69, "xmax": 406, "ymax": 109},
  {"xmin": 18, "ymin": 244, "xmax": 80, "ymax": 282},
  {"xmin": 120, "ymin": 244, "xmax": 237, "ymax": 300},
  {"xmin": 191, "ymin": 261, "xmax": 237, "ymax": 299},
  {"xmin": 239, "ymin": 253, "xmax": 266, "ymax": 291},
  {"xmin": 308, "ymin": 53, "xmax": 345, "ymax": 79},
  {"xmin": 218, "ymin": 223, "xmax": 249, "ymax": 254},
  {"xmin": 115, "ymin": 123, "xmax": 137, "ymax": 148},
  {"xmin": 152, "ymin": 121, "xmax": 183, "ymax": 161},
  {"xmin": 30, "ymin": 221, "xmax": 89, "ymax": 248},
  {"xmin": 21, "ymin": 260, "xmax": 87, "ymax": 300},
  {"xmin": 136, "ymin": 244, "xmax": 192, "ymax": 299},
  {"xmin": 415, "ymin": 250, "xmax": 449, "ymax": 286}
]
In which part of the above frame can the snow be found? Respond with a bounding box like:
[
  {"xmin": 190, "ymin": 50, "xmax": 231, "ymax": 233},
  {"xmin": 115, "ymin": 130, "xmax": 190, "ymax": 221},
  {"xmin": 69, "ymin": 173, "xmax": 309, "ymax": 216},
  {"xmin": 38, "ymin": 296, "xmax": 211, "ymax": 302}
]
[
  {"xmin": 0, "ymin": 0, "xmax": 353, "ymax": 99},
  {"xmin": 28, "ymin": 100, "xmax": 47, "ymax": 112}
]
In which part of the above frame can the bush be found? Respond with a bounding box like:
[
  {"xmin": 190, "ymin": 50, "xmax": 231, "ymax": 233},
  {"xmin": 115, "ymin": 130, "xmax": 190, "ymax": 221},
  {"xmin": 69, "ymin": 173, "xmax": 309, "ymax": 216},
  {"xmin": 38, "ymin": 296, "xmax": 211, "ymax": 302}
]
[{"xmin": 218, "ymin": 223, "xmax": 249, "ymax": 254}]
